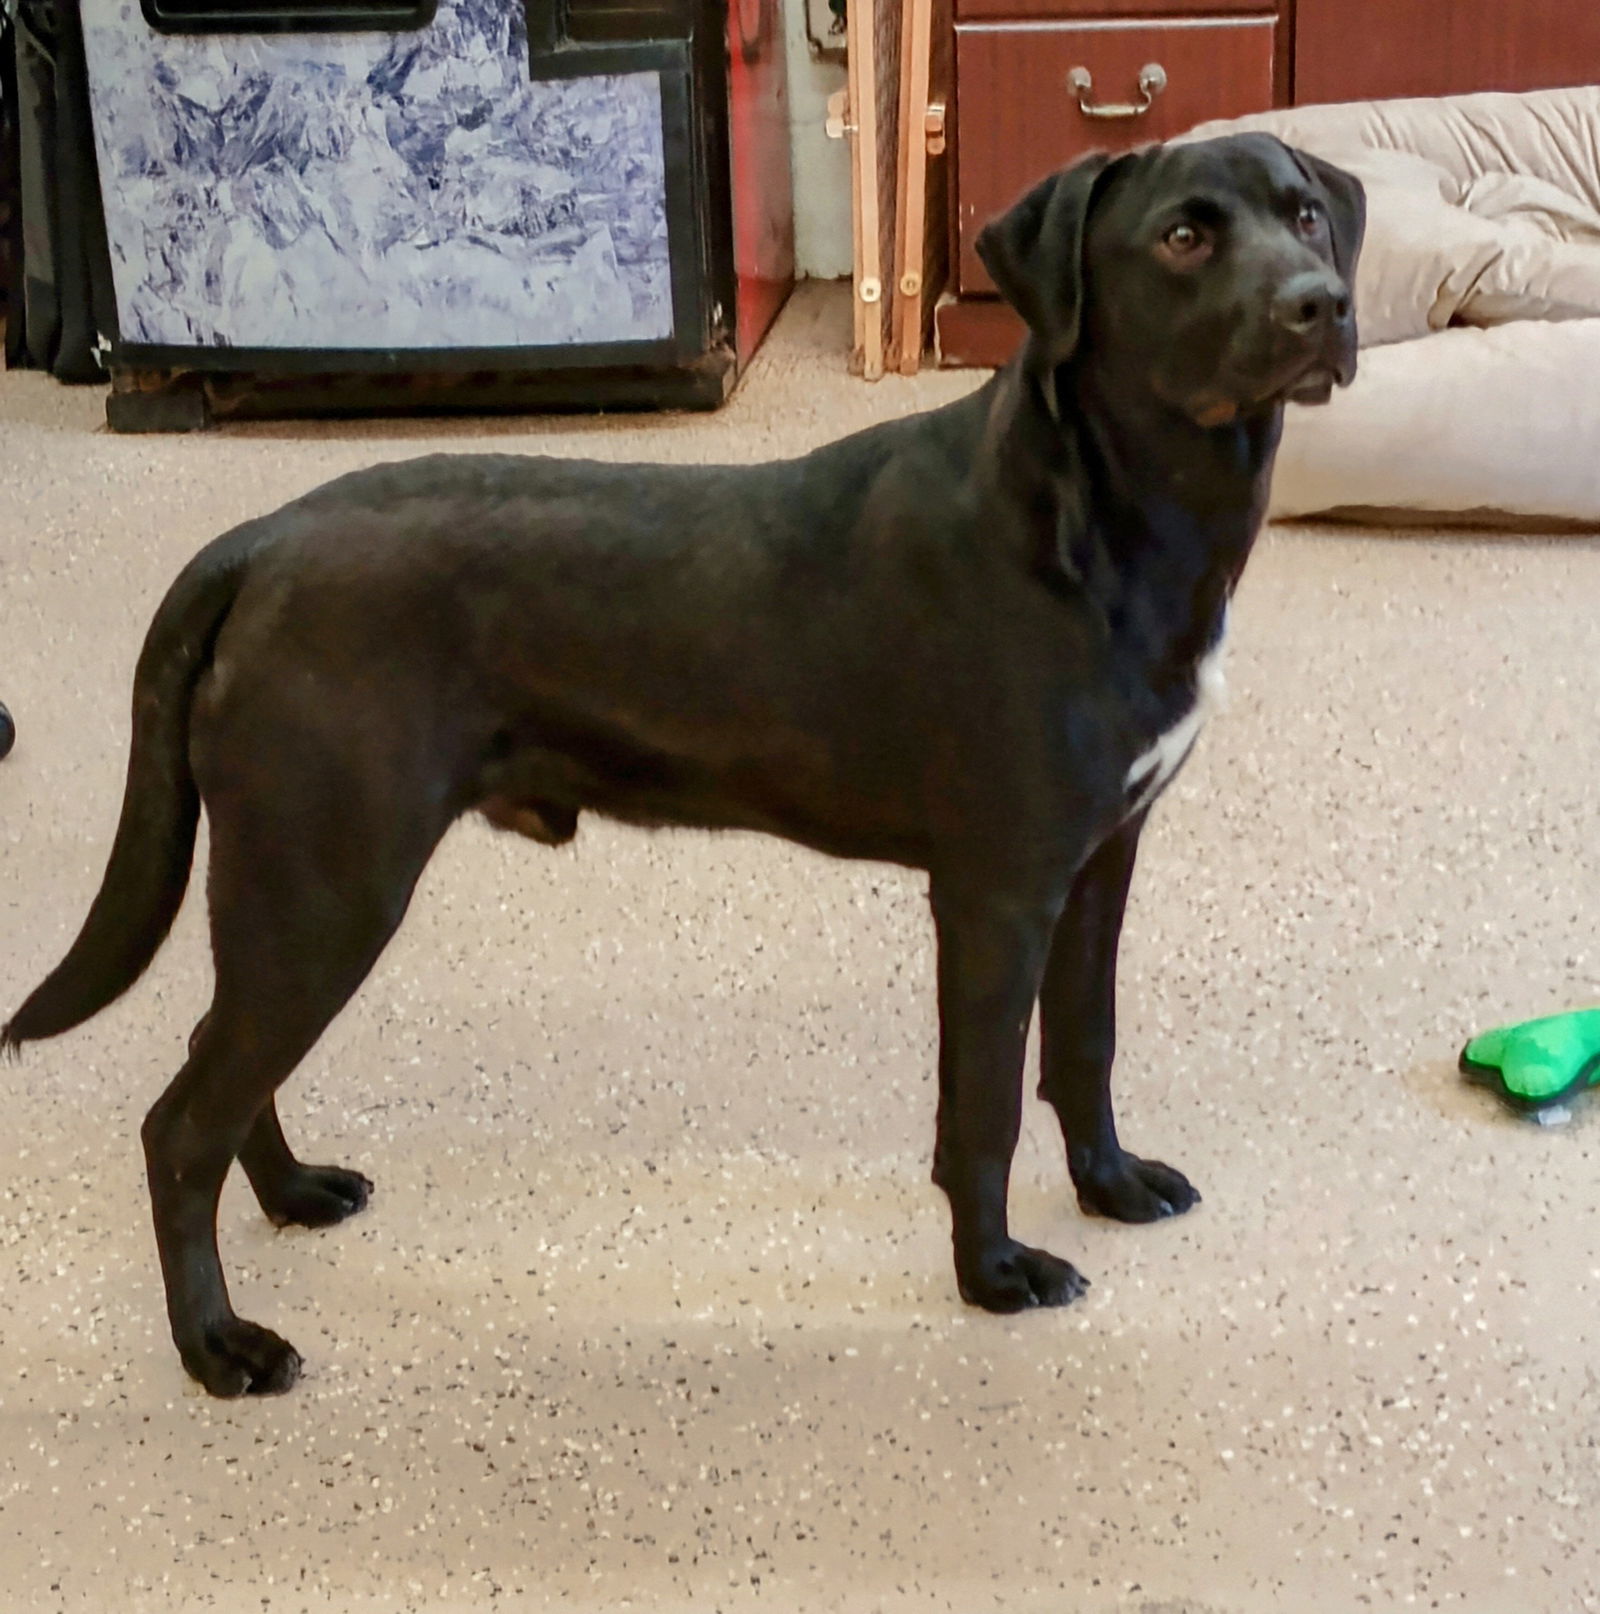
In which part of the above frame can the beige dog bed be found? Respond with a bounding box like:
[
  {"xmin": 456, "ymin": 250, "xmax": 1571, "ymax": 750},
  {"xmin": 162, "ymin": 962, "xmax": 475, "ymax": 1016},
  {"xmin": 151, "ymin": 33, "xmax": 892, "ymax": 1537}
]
[{"xmin": 1185, "ymin": 88, "xmax": 1600, "ymax": 525}]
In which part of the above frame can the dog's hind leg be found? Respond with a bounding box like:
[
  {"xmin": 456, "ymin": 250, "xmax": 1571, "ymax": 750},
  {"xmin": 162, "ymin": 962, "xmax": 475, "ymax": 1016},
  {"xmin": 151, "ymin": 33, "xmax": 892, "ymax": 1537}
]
[
  {"xmin": 239, "ymin": 1097, "xmax": 375, "ymax": 1229},
  {"xmin": 186, "ymin": 1015, "xmax": 373, "ymax": 1229},
  {"xmin": 143, "ymin": 787, "xmax": 444, "ymax": 1397}
]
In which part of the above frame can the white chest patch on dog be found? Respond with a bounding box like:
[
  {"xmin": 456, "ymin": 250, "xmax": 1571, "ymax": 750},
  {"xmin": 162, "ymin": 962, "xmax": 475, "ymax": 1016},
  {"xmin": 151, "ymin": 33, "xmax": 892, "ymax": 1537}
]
[{"xmin": 1124, "ymin": 625, "xmax": 1229, "ymax": 812}]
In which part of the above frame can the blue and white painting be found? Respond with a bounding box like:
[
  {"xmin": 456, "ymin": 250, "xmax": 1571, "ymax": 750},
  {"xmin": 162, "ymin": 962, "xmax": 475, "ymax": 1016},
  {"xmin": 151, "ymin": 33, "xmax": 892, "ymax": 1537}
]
[{"xmin": 81, "ymin": 0, "xmax": 674, "ymax": 349}]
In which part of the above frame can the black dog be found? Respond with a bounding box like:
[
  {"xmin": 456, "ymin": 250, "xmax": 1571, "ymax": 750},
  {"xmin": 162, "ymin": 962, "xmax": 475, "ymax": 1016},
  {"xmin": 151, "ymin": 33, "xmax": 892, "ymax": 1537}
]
[{"xmin": 4, "ymin": 134, "xmax": 1363, "ymax": 1397}]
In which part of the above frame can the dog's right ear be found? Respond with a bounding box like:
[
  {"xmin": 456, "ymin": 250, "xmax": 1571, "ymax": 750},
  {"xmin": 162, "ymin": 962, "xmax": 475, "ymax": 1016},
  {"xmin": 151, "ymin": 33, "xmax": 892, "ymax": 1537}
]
[{"xmin": 975, "ymin": 152, "xmax": 1122, "ymax": 370}]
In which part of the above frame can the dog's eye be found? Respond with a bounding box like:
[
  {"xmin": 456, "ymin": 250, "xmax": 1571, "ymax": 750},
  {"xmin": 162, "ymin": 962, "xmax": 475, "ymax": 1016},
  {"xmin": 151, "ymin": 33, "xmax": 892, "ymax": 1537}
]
[
  {"xmin": 1159, "ymin": 222, "xmax": 1210, "ymax": 263},
  {"xmin": 1296, "ymin": 201, "xmax": 1323, "ymax": 234}
]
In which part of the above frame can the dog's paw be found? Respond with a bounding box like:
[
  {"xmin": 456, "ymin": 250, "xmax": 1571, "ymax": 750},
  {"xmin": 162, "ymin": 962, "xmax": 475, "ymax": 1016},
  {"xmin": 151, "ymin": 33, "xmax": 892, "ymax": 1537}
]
[
  {"xmin": 184, "ymin": 1318, "xmax": 303, "ymax": 1398},
  {"xmin": 1075, "ymin": 1152, "xmax": 1200, "ymax": 1223},
  {"xmin": 260, "ymin": 1164, "xmax": 373, "ymax": 1230},
  {"xmin": 956, "ymin": 1240, "xmax": 1089, "ymax": 1313}
]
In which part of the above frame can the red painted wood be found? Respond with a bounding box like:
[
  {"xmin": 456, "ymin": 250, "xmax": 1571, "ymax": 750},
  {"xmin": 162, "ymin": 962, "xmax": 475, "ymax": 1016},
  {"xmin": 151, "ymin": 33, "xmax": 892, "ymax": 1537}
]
[
  {"xmin": 958, "ymin": 0, "xmax": 1271, "ymax": 19},
  {"xmin": 726, "ymin": 0, "xmax": 795, "ymax": 364},
  {"xmin": 1295, "ymin": 0, "xmax": 1600, "ymax": 103},
  {"xmin": 935, "ymin": 294, "xmax": 1025, "ymax": 367}
]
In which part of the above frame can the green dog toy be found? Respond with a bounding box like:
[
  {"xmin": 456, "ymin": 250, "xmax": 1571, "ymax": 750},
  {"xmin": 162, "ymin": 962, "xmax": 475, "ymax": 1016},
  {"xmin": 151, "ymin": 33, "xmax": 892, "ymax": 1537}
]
[{"xmin": 1460, "ymin": 1007, "xmax": 1600, "ymax": 1124}]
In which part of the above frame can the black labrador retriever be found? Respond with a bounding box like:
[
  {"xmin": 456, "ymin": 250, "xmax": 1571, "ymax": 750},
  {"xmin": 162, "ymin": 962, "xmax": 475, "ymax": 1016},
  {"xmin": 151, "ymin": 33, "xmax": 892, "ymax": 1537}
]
[{"xmin": 4, "ymin": 134, "xmax": 1363, "ymax": 1397}]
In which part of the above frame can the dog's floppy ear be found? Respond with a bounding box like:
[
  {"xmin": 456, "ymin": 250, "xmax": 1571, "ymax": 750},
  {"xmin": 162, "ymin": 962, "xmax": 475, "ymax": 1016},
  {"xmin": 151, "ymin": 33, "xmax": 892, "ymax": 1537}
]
[
  {"xmin": 975, "ymin": 152, "xmax": 1121, "ymax": 369},
  {"xmin": 1294, "ymin": 148, "xmax": 1366, "ymax": 284}
]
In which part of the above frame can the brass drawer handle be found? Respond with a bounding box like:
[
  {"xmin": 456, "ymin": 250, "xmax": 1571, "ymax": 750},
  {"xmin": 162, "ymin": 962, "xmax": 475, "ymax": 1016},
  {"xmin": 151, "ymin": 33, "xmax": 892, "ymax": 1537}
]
[{"xmin": 1067, "ymin": 62, "xmax": 1167, "ymax": 119}]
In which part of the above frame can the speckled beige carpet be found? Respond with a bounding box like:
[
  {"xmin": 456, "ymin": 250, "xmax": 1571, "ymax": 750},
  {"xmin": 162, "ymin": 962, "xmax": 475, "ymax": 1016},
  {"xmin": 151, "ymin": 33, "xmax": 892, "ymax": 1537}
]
[{"xmin": 4, "ymin": 285, "xmax": 1600, "ymax": 1613}]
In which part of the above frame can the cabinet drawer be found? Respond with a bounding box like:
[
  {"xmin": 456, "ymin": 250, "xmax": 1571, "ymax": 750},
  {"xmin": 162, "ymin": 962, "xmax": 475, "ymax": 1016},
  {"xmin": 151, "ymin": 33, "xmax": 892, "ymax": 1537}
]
[
  {"xmin": 955, "ymin": 16, "xmax": 1275, "ymax": 294},
  {"xmin": 1295, "ymin": 0, "xmax": 1600, "ymax": 102},
  {"xmin": 959, "ymin": 0, "xmax": 1273, "ymax": 20}
]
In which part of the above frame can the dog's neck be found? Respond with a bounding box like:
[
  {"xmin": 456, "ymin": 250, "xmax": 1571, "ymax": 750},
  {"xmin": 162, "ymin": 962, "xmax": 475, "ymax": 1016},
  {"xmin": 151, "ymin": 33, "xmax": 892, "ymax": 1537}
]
[{"xmin": 995, "ymin": 356, "xmax": 1282, "ymax": 678}]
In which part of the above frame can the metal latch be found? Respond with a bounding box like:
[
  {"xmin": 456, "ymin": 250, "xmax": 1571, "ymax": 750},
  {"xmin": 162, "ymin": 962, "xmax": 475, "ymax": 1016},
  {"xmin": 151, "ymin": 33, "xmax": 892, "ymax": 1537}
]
[
  {"xmin": 924, "ymin": 102, "xmax": 946, "ymax": 155},
  {"xmin": 825, "ymin": 88, "xmax": 855, "ymax": 140}
]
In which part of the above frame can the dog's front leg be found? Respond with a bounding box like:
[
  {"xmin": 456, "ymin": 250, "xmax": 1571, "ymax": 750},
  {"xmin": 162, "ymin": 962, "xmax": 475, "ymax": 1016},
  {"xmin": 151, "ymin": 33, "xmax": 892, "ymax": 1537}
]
[
  {"xmin": 1037, "ymin": 814, "xmax": 1200, "ymax": 1222},
  {"xmin": 929, "ymin": 881, "xmax": 1087, "ymax": 1311}
]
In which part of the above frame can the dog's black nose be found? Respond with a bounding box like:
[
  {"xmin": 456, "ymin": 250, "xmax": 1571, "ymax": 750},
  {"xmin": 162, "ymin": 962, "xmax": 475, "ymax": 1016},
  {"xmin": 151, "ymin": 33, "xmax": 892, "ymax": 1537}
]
[{"xmin": 1272, "ymin": 271, "xmax": 1350, "ymax": 336}]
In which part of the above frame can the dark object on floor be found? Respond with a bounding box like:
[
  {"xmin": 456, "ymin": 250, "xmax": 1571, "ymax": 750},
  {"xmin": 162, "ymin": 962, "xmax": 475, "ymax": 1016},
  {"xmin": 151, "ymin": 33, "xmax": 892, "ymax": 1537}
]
[
  {"xmin": 3, "ymin": 134, "xmax": 1365, "ymax": 1398},
  {"xmin": 0, "ymin": 703, "xmax": 13, "ymax": 760}
]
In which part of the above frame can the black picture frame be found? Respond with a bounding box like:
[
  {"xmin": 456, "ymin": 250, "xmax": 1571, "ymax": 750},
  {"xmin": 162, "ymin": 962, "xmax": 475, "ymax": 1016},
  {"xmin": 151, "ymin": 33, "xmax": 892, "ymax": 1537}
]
[
  {"xmin": 84, "ymin": 0, "xmax": 743, "ymax": 415},
  {"xmin": 102, "ymin": 42, "xmax": 715, "ymax": 376},
  {"xmin": 139, "ymin": 0, "xmax": 440, "ymax": 36}
]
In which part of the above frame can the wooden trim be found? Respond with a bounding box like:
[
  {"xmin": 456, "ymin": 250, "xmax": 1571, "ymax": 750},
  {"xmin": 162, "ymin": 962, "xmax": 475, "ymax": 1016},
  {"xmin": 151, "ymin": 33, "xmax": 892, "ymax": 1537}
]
[
  {"xmin": 844, "ymin": 15, "xmax": 885, "ymax": 378},
  {"xmin": 1276, "ymin": 0, "xmax": 1294, "ymax": 104},
  {"xmin": 934, "ymin": 295, "xmax": 1022, "ymax": 369},
  {"xmin": 944, "ymin": 0, "xmax": 964, "ymax": 350},
  {"xmin": 953, "ymin": 14, "xmax": 1276, "ymax": 30},
  {"xmin": 893, "ymin": 0, "xmax": 934, "ymax": 372}
]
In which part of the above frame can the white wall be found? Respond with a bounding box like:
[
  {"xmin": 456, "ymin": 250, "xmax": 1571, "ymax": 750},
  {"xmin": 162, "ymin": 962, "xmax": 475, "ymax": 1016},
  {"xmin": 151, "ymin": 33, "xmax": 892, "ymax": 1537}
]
[{"xmin": 781, "ymin": 0, "xmax": 853, "ymax": 279}]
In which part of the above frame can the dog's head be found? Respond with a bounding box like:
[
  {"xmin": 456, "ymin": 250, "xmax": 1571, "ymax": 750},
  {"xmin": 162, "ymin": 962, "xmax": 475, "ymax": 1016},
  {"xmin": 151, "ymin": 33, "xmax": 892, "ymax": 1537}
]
[{"xmin": 976, "ymin": 133, "xmax": 1365, "ymax": 426}]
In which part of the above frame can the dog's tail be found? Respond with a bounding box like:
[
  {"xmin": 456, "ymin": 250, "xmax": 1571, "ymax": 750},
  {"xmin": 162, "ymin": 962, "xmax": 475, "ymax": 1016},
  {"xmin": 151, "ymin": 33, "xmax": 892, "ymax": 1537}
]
[{"xmin": 2, "ymin": 528, "xmax": 260, "ymax": 1054}]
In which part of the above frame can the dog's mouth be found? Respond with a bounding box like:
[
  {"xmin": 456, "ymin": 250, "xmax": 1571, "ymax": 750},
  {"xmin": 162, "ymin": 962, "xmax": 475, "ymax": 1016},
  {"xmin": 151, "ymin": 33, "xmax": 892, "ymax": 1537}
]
[
  {"xmin": 1282, "ymin": 364, "xmax": 1337, "ymax": 406},
  {"xmin": 1263, "ymin": 330, "xmax": 1358, "ymax": 406},
  {"xmin": 1186, "ymin": 345, "xmax": 1354, "ymax": 427},
  {"xmin": 1168, "ymin": 320, "xmax": 1358, "ymax": 428},
  {"xmin": 1282, "ymin": 324, "xmax": 1359, "ymax": 401}
]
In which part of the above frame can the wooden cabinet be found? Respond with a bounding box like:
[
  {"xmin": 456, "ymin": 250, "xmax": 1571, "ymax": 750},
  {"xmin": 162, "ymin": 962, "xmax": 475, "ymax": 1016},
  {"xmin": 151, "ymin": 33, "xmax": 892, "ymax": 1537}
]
[
  {"xmin": 938, "ymin": 0, "xmax": 1600, "ymax": 366},
  {"xmin": 942, "ymin": 1, "xmax": 1285, "ymax": 361},
  {"xmin": 955, "ymin": 16, "xmax": 1276, "ymax": 293},
  {"xmin": 957, "ymin": 0, "xmax": 1271, "ymax": 18},
  {"xmin": 1295, "ymin": 0, "xmax": 1600, "ymax": 105}
]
